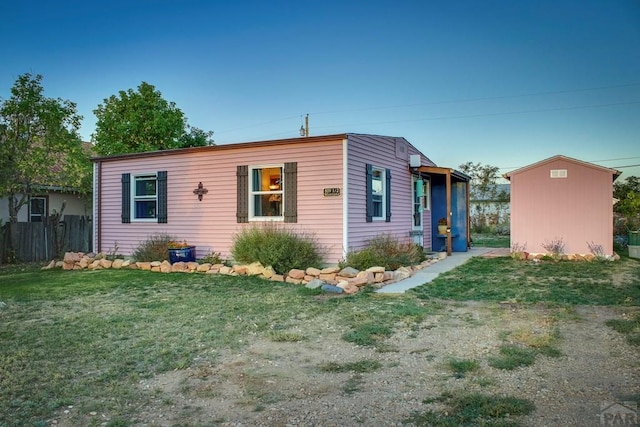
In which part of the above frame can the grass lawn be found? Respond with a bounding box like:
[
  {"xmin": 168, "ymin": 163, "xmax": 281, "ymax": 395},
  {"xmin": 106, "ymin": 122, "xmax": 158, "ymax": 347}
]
[
  {"xmin": 470, "ymin": 233, "xmax": 510, "ymax": 248},
  {"xmin": 0, "ymin": 266, "xmax": 434, "ymax": 426},
  {"xmin": 1, "ymin": 255, "xmax": 639, "ymax": 425},
  {"xmin": 411, "ymin": 256, "xmax": 640, "ymax": 305}
]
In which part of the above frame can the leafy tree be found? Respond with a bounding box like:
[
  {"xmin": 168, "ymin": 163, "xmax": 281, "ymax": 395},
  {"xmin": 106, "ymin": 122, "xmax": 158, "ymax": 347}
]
[
  {"xmin": 180, "ymin": 125, "xmax": 215, "ymax": 148},
  {"xmin": 614, "ymin": 175, "xmax": 640, "ymax": 232},
  {"xmin": 0, "ymin": 73, "xmax": 91, "ymax": 223},
  {"xmin": 92, "ymin": 82, "xmax": 213, "ymax": 155},
  {"xmin": 459, "ymin": 162, "xmax": 510, "ymax": 233}
]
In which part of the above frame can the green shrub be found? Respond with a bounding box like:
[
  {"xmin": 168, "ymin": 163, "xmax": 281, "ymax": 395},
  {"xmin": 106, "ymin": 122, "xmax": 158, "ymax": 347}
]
[
  {"xmin": 132, "ymin": 233, "xmax": 175, "ymax": 262},
  {"xmin": 231, "ymin": 223, "xmax": 324, "ymax": 273},
  {"xmin": 199, "ymin": 250, "xmax": 225, "ymax": 265},
  {"xmin": 343, "ymin": 233, "xmax": 425, "ymax": 270}
]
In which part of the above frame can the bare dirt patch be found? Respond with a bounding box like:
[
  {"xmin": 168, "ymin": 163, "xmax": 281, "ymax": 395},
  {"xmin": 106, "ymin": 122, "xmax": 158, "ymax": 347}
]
[{"xmin": 121, "ymin": 303, "xmax": 640, "ymax": 426}]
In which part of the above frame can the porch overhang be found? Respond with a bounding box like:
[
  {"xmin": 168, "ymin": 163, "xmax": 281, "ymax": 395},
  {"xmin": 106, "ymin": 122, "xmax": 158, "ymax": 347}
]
[
  {"xmin": 412, "ymin": 166, "xmax": 471, "ymax": 255},
  {"xmin": 415, "ymin": 166, "xmax": 470, "ymax": 183}
]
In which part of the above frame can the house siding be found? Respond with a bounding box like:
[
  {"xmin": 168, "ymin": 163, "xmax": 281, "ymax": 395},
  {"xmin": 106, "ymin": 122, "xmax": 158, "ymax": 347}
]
[
  {"xmin": 97, "ymin": 138, "xmax": 345, "ymax": 263},
  {"xmin": 345, "ymin": 134, "xmax": 436, "ymax": 252},
  {"xmin": 1, "ymin": 192, "xmax": 89, "ymax": 223},
  {"xmin": 509, "ymin": 157, "xmax": 616, "ymax": 255}
]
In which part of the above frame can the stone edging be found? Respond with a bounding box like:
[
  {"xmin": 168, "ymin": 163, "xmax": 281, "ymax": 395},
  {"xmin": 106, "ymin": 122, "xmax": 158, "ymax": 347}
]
[
  {"xmin": 511, "ymin": 252, "xmax": 620, "ymax": 261},
  {"xmin": 41, "ymin": 252, "xmax": 449, "ymax": 294}
]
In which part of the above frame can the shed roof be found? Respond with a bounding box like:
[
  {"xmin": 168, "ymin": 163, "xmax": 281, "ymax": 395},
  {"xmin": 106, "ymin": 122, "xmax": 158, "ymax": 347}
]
[
  {"xmin": 503, "ymin": 155, "xmax": 621, "ymax": 181},
  {"xmin": 91, "ymin": 133, "xmax": 348, "ymax": 162},
  {"xmin": 415, "ymin": 166, "xmax": 470, "ymax": 182},
  {"xmin": 91, "ymin": 133, "xmax": 435, "ymax": 165}
]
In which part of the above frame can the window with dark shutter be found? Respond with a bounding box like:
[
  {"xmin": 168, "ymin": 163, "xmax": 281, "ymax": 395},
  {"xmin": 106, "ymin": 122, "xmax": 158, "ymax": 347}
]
[
  {"xmin": 123, "ymin": 172, "xmax": 165, "ymax": 223},
  {"xmin": 237, "ymin": 165, "xmax": 249, "ymax": 223},
  {"xmin": 366, "ymin": 164, "xmax": 390, "ymax": 222},
  {"xmin": 283, "ymin": 162, "xmax": 297, "ymax": 223},
  {"xmin": 121, "ymin": 173, "xmax": 131, "ymax": 223}
]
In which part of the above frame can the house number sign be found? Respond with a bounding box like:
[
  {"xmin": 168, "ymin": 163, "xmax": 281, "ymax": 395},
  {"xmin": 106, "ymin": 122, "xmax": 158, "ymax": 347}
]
[{"xmin": 323, "ymin": 187, "xmax": 341, "ymax": 197}]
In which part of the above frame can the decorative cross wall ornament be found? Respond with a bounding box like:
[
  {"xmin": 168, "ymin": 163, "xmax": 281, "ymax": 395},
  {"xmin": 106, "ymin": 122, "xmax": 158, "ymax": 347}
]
[{"xmin": 193, "ymin": 182, "xmax": 208, "ymax": 201}]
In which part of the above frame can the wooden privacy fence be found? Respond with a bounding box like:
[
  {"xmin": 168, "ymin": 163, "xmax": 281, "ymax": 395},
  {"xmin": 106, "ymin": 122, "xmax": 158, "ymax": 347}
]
[{"xmin": 0, "ymin": 215, "xmax": 92, "ymax": 264}]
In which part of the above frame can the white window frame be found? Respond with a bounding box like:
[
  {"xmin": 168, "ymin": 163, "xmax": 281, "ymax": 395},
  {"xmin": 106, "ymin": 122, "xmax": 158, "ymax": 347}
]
[
  {"xmin": 29, "ymin": 196, "xmax": 47, "ymax": 222},
  {"xmin": 423, "ymin": 179, "xmax": 431, "ymax": 211},
  {"xmin": 371, "ymin": 166, "xmax": 385, "ymax": 220},
  {"xmin": 132, "ymin": 173, "xmax": 158, "ymax": 222},
  {"xmin": 249, "ymin": 164, "xmax": 284, "ymax": 221}
]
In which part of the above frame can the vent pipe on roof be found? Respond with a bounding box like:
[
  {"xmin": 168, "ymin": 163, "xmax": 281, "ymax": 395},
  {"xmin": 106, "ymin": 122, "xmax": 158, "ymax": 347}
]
[{"xmin": 299, "ymin": 114, "xmax": 309, "ymax": 137}]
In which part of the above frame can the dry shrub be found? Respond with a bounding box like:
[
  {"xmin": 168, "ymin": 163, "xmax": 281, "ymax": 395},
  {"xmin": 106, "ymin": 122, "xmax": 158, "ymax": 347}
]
[
  {"xmin": 231, "ymin": 223, "xmax": 324, "ymax": 273},
  {"xmin": 344, "ymin": 233, "xmax": 425, "ymax": 271},
  {"xmin": 132, "ymin": 233, "xmax": 175, "ymax": 262}
]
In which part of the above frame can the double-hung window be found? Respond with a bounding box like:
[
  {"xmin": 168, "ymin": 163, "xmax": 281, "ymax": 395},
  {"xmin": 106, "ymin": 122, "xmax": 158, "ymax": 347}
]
[
  {"xmin": 133, "ymin": 174, "xmax": 158, "ymax": 220},
  {"xmin": 250, "ymin": 166, "xmax": 283, "ymax": 219},
  {"xmin": 237, "ymin": 163, "xmax": 296, "ymax": 223},
  {"xmin": 121, "ymin": 171, "xmax": 167, "ymax": 223},
  {"xmin": 366, "ymin": 164, "xmax": 391, "ymax": 222},
  {"xmin": 371, "ymin": 168, "xmax": 384, "ymax": 219}
]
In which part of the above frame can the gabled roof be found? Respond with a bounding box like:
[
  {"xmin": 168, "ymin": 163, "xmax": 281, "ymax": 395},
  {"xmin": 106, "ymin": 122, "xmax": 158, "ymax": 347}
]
[
  {"xmin": 32, "ymin": 141, "xmax": 94, "ymax": 193},
  {"xmin": 503, "ymin": 155, "xmax": 621, "ymax": 181}
]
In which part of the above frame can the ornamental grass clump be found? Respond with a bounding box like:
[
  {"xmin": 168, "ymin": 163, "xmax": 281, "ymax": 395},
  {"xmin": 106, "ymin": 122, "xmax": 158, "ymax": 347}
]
[
  {"xmin": 133, "ymin": 233, "xmax": 176, "ymax": 262},
  {"xmin": 541, "ymin": 237, "xmax": 565, "ymax": 261},
  {"xmin": 231, "ymin": 223, "xmax": 324, "ymax": 274},
  {"xmin": 343, "ymin": 233, "xmax": 425, "ymax": 271}
]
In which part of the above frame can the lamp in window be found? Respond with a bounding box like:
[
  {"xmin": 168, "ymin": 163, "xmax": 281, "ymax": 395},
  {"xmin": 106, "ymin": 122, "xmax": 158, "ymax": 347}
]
[{"xmin": 269, "ymin": 177, "xmax": 280, "ymax": 190}]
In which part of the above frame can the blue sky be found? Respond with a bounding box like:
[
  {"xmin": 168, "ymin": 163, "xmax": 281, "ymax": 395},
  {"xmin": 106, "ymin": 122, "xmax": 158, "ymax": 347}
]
[{"xmin": 2, "ymin": 0, "xmax": 639, "ymax": 179}]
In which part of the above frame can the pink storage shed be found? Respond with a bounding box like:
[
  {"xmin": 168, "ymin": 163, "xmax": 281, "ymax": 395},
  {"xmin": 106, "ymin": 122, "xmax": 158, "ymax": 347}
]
[
  {"xmin": 92, "ymin": 133, "xmax": 470, "ymax": 265},
  {"xmin": 504, "ymin": 155, "xmax": 620, "ymax": 256}
]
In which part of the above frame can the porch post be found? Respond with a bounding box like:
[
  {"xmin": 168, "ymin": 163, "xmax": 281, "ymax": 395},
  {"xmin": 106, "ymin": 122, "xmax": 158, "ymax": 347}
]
[{"xmin": 466, "ymin": 180, "xmax": 471, "ymax": 249}]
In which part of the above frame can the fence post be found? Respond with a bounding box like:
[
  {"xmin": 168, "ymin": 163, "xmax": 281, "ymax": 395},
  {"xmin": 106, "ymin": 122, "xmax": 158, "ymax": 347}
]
[{"xmin": 0, "ymin": 223, "xmax": 6, "ymax": 264}]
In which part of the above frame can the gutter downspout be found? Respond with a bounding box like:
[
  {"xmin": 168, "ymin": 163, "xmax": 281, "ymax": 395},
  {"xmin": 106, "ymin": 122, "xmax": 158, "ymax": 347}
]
[{"xmin": 342, "ymin": 137, "xmax": 349, "ymax": 263}]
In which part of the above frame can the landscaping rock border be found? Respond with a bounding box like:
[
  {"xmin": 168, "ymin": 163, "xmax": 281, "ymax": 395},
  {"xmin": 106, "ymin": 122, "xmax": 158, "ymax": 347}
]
[
  {"xmin": 42, "ymin": 251, "xmax": 448, "ymax": 294},
  {"xmin": 511, "ymin": 251, "xmax": 620, "ymax": 262}
]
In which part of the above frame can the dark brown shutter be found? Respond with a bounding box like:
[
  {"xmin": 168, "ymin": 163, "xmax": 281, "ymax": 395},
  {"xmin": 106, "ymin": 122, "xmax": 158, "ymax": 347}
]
[
  {"xmin": 365, "ymin": 164, "xmax": 373, "ymax": 222},
  {"xmin": 157, "ymin": 171, "xmax": 168, "ymax": 223},
  {"xmin": 284, "ymin": 162, "xmax": 297, "ymax": 223},
  {"xmin": 121, "ymin": 173, "xmax": 130, "ymax": 223},
  {"xmin": 236, "ymin": 165, "xmax": 248, "ymax": 223},
  {"xmin": 385, "ymin": 168, "xmax": 392, "ymax": 222}
]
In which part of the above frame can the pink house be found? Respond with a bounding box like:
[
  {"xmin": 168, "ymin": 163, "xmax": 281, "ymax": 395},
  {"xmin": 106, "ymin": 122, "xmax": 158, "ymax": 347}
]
[
  {"xmin": 504, "ymin": 155, "xmax": 620, "ymax": 256},
  {"xmin": 92, "ymin": 133, "xmax": 470, "ymax": 264}
]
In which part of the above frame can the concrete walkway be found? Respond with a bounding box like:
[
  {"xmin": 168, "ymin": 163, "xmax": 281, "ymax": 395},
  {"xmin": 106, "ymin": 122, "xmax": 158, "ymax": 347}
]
[{"xmin": 375, "ymin": 247, "xmax": 494, "ymax": 294}]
